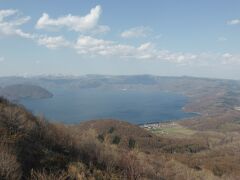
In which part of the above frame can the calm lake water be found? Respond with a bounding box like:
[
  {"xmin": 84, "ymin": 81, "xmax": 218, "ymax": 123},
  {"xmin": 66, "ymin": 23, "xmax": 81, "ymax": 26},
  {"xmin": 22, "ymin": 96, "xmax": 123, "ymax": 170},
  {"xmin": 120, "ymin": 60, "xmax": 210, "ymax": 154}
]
[{"xmin": 20, "ymin": 89, "xmax": 195, "ymax": 124}]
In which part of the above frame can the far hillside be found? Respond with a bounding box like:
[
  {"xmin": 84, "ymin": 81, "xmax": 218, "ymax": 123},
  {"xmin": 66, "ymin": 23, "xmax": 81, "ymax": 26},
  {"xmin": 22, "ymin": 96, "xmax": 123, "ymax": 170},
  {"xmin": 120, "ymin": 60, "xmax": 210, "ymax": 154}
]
[{"xmin": 0, "ymin": 84, "xmax": 53, "ymax": 101}]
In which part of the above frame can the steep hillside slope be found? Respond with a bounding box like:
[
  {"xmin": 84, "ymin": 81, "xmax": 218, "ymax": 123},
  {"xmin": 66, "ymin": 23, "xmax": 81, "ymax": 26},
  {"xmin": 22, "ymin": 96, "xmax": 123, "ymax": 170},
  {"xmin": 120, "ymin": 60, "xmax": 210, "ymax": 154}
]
[{"xmin": 1, "ymin": 97, "xmax": 239, "ymax": 179}]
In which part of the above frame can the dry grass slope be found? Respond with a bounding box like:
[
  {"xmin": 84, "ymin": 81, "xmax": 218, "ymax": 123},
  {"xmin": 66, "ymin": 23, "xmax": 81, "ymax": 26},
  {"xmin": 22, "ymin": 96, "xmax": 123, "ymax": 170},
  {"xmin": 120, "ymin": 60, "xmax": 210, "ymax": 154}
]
[{"xmin": 0, "ymin": 97, "xmax": 239, "ymax": 179}]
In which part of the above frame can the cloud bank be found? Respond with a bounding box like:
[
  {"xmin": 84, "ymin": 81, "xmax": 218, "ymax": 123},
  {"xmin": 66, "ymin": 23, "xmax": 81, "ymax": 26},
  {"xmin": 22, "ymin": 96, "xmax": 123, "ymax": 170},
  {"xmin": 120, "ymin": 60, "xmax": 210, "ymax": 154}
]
[
  {"xmin": 121, "ymin": 26, "xmax": 152, "ymax": 38},
  {"xmin": 75, "ymin": 35, "xmax": 199, "ymax": 63},
  {"xmin": 35, "ymin": 5, "xmax": 109, "ymax": 33},
  {"xmin": 37, "ymin": 36, "xmax": 70, "ymax": 49},
  {"xmin": 0, "ymin": 9, "xmax": 33, "ymax": 38},
  {"xmin": 0, "ymin": 7, "xmax": 240, "ymax": 66}
]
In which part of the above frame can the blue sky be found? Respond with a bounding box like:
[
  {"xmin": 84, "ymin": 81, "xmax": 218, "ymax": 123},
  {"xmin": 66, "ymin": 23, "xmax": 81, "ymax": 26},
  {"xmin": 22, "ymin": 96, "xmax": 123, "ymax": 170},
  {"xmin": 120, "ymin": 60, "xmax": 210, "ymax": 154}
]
[{"xmin": 0, "ymin": 0, "xmax": 240, "ymax": 79}]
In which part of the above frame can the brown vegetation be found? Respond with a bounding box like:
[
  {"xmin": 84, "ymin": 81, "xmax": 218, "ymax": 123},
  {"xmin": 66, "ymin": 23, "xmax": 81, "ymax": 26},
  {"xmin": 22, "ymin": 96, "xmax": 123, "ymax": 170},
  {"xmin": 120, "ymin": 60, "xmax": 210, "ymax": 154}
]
[{"xmin": 1, "ymin": 97, "xmax": 240, "ymax": 179}]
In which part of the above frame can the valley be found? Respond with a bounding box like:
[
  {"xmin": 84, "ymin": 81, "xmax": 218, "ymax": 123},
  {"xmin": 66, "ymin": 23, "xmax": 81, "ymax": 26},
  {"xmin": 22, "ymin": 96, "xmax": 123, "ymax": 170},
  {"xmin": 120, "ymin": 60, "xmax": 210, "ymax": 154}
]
[{"xmin": 1, "ymin": 75, "xmax": 240, "ymax": 179}]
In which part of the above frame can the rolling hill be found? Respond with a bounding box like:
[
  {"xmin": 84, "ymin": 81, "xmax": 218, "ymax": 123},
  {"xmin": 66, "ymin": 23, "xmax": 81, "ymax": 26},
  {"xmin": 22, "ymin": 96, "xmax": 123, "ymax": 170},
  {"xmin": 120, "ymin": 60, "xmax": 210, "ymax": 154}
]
[
  {"xmin": 1, "ymin": 97, "xmax": 240, "ymax": 179},
  {"xmin": 0, "ymin": 84, "xmax": 53, "ymax": 101}
]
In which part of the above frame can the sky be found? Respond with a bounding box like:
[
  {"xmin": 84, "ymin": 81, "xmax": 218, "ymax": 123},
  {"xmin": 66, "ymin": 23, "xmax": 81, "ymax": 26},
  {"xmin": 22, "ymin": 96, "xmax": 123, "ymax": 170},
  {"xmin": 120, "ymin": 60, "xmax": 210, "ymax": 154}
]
[{"xmin": 0, "ymin": 0, "xmax": 240, "ymax": 79}]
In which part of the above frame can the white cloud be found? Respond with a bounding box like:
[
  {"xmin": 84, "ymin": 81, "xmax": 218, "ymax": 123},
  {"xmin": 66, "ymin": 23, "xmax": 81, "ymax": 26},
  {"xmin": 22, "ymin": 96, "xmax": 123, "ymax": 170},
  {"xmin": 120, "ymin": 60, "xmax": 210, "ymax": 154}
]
[
  {"xmin": 190, "ymin": 52, "xmax": 240, "ymax": 65},
  {"xmin": 221, "ymin": 53, "xmax": 240, "ymax": 64},
  {"xmin": 75, "ymin": 35, "xmax": 154, "ymax": 58},
  {"xmin": 156, "ymin": 51, "xmax": 197, "ymax": 64},
  {"xmin": 74, "ymin": 35, "xmax": 199, "ymax": 63},
  {"xmin": 0, "ymin": 9, "xmax": 71, "ymax": 49},
  {"xmin": 15, "ymin": 29, "xmax": 36, "ymax": 39},
  {"xmin": 35, "ymin": 5, "xmax": 108, "ymax": 33},
  {"xmin": 37, "ymin": 36, "xmax": 70, "ymax": 49},
  {"xmin": 121, "ymin": 26, "xmax": 152, "ymax": 38},
  {"xmin": 74, "ymin": 36, "xmax": 240, "ymax": 66},
  {"xmin": 1, "ymin": 9, "xmax": 239, "ymax": 67},
  {"xmin": 91, "ymin": 25, "xmax": 110, "ymax": 35},
  {"xmin": 222, "ymin": 53, "xmax": 232, "ymax": 59},
  {"xmin": 227, "ymin": 19, "xmax": 240, "ymax": 25},
  {"xmin": 0, "ymin": 9, "xmax": 33, "ymax": 38},
  {"xmin": 0, "ymin": 9, "xmax": 17, "ymax": 20}
]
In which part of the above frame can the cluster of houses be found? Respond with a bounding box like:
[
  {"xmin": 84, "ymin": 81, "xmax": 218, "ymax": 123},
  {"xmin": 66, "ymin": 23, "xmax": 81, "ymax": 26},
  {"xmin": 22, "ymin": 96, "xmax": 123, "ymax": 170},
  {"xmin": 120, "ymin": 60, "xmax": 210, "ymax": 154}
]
[
  {"xmin": 140, "ymin": 122, "xmax": 176, "ymax": 130},
  {"xmin": 234, "ymin": 107, "xmax": 240, "ymax": 111}
]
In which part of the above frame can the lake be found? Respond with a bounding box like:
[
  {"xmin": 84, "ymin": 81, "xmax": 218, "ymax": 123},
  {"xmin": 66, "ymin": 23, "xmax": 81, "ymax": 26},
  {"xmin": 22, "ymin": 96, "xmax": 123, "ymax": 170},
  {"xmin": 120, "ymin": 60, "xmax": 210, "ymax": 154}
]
[{"xmin": 20, "ymin": 89, "xmax": 195, "ymax": 124}]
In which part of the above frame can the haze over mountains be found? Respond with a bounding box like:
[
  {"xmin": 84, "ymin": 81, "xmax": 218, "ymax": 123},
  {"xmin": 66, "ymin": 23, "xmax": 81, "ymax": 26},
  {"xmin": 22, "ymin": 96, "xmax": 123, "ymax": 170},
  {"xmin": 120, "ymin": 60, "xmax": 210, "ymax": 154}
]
[
  {"xmin": 1, "ymin": 75, "xmax": 240, "ymax": 115},
  {"xmin": 1, "ymin": 75, "xmax": 240, "ymax": 124}
]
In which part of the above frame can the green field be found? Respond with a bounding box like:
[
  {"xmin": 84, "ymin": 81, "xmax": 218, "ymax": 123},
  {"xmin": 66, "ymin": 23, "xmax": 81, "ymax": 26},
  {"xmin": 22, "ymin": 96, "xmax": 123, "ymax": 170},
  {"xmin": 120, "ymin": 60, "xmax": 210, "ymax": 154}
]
[{"xmin": 150, "ymin": 123, "xmax": 196, "ymax": 138}]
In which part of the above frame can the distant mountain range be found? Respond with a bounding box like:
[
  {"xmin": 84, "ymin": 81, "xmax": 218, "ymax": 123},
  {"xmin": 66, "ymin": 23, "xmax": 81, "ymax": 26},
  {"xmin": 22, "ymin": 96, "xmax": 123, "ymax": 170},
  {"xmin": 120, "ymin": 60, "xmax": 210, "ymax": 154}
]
[{"xmin": 1, "ymin": 75, "xmax": 240, "ymax": 115}]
